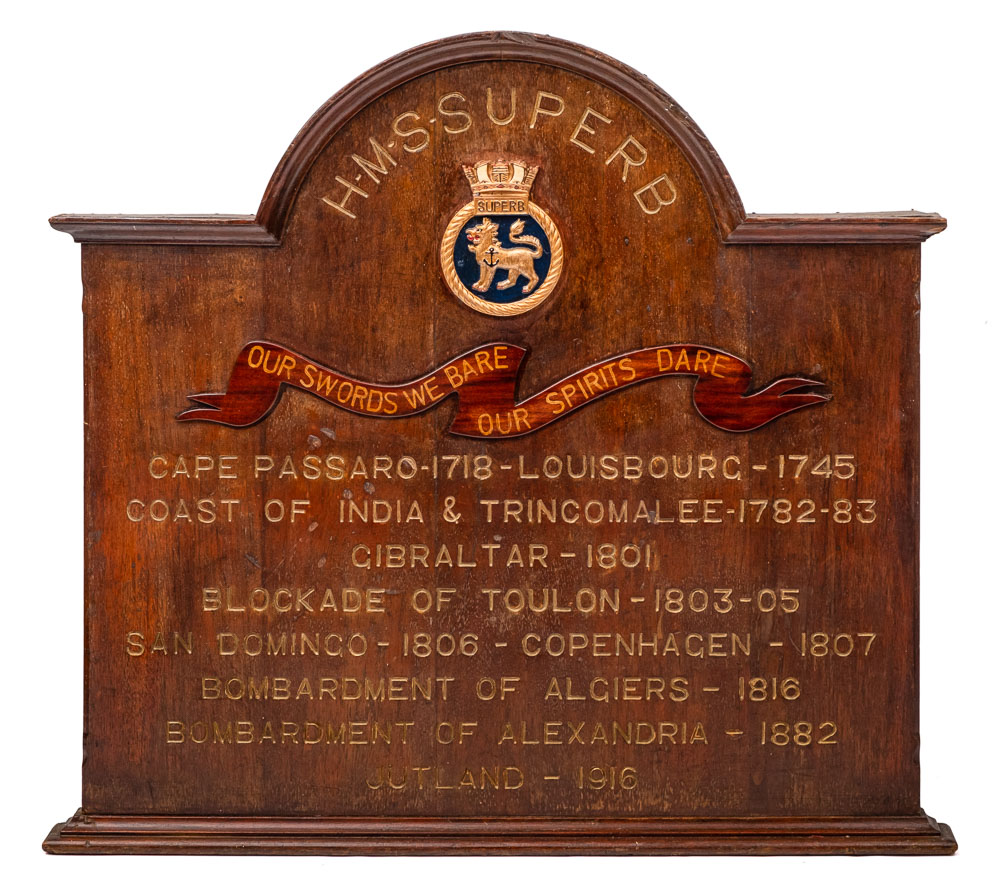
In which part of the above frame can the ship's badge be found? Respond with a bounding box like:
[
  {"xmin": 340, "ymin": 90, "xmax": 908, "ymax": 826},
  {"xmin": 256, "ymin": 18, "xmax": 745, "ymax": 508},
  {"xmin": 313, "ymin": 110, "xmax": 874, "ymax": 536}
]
[{"xmin": 440, "ymin": 159, "xmax": 563, "ymax": 316}]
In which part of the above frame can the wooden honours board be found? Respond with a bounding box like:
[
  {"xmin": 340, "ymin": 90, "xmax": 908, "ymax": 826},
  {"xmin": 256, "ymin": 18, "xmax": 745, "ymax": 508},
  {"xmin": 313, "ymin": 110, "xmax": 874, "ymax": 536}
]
[{"xmin": 44, "ymin": 32, "xmax": 956, "ymax": 855}]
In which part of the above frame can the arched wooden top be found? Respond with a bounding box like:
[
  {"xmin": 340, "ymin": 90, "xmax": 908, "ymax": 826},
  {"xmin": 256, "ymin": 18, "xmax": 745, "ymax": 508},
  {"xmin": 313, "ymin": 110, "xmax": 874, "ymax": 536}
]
[{"xmin": 51, "ymin": 32, "xmax": 945, "ymax": 245}]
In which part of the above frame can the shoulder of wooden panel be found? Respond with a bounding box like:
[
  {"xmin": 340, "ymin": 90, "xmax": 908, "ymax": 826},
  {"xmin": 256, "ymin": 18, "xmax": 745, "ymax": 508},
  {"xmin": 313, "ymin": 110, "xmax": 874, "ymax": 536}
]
[{"xmin": 48, "ymin": 31, "xmax": 946, "ymax": 247}]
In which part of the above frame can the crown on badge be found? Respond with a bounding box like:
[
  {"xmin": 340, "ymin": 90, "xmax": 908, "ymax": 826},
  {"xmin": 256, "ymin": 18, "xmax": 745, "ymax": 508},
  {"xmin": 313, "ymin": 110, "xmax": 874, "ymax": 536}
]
[{"xmin": 463, "ymin": 159, "xmax": 538, "ymax": 212}]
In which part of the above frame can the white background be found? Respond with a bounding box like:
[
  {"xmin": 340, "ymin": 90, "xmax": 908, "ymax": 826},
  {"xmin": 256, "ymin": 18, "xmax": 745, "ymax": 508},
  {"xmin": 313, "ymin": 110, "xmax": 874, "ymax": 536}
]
[{"xmin": 2, "ymin": 0, "xmax": 996, "ymax": 879}]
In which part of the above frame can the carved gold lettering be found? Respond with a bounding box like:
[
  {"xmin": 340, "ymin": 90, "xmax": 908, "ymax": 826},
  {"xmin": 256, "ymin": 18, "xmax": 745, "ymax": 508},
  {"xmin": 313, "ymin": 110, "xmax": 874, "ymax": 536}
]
[
  {"xmin": 351, "ymin": 137, "xmax": 398, "ymax": 183},
  {"xmin": 529, "ymin": 90, "xmax": 565, "ymax": 128},
  {"xmin": 391, "ymin": 111, "xmax": 430, "ymax": 153},
  {"xmin": 605, "ymin": 135, "xmax": 648, "ymax": 182},
  {"xmin": 437, "ymin": 92, "xmax": 472, "ymax": 134},
  {"xmin": 570, "ymin": 106, "xmax": 612, "ymax": 154},
  {"xmin": 634, "ymin": 173, "xmax": 678, "ymax": 214},
  {"xmin": 321, "ymin": 175, "xmax": 369, "ymax": 219},
  {"xmin": 485, "ymin": 87, "xmax": 516, "ymax": 126}
]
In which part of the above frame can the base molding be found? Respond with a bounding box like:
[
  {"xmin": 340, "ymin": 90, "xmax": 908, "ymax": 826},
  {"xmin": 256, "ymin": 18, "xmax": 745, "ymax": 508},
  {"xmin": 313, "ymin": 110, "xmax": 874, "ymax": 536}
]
[{"xmin": 44, "ymin": 810, "xmax": 956, "ymax": 855}]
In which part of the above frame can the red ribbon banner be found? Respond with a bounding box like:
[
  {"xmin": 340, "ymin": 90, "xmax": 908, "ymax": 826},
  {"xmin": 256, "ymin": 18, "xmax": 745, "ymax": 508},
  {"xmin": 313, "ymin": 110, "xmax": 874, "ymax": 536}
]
[{"xmin": 178, "ymin": 341, "xmax": 829, "ymax": 437}]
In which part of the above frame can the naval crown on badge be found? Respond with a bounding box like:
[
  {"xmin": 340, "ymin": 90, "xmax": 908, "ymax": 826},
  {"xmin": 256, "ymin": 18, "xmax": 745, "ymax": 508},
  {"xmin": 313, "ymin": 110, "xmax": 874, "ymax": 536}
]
[
  {"xmin": 441, "ymin": 158, "xmax": 563, "ymax": 317},
  {"xmin": 465, "ymin": 159, "xmax": 537, "ymax": 214}
]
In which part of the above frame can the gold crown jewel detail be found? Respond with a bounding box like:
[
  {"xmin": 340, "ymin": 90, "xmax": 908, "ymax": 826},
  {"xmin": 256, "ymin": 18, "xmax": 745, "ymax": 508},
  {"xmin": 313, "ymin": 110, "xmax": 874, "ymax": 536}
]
[{"xmin": 463, "ymin": 159, "xmax": 538, "ymax": 214}]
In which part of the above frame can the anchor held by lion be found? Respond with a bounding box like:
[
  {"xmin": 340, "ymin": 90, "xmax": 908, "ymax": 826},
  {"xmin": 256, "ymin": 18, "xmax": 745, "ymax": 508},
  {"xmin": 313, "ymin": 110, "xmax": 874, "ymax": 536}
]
[{"xmin": 465, "ymin": 217, "xmax": 543, "ymax": 293}]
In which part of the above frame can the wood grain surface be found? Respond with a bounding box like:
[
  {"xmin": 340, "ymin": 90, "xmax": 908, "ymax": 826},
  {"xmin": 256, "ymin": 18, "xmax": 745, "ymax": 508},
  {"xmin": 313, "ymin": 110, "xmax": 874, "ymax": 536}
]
[{"xmin": 44, "ymin": 31, "xmax": 953, "ymax": 855}]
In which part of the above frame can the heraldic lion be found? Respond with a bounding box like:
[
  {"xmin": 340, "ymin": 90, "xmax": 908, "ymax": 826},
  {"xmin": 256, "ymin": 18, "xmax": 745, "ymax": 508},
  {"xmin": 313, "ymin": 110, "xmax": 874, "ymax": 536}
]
[{"xmin": 465, "ymin": 217, "xmax": 543, "ymax": 294}]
